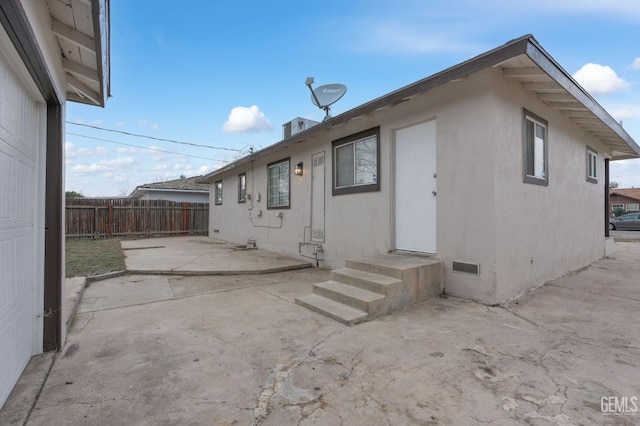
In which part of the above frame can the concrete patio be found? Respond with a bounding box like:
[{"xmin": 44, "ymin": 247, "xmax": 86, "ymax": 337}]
[
  {"xmin": 120, "ymin": 236, "xmax": 312, "ymax": 275},
  {"xmin": 1, "ymin": 240, "xmax": 639, "ymax": 425}
]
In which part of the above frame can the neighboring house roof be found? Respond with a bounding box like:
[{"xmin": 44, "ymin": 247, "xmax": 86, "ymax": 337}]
[
  {"xmin": 610, "ymin": 188, "xmax": 640, "ymax": 202},
  {"xmin": 130, "ymin": 176, "xmax": 209, "ymax": 198},
  {"xmin": 0, "ymin": 0, "xmax": 110, "ymax": 106},
  {"xmin": 198, "ymin": 34, "xmax": 640, "ymax": 183}
]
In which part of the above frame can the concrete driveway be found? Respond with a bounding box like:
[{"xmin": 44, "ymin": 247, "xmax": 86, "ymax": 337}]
[{"xmin": 2, "ymin": 242, "xmax": 640, "ymax": 425}]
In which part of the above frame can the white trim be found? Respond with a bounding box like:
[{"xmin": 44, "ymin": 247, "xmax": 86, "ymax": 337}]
[{"xmin": 33, "ymin": 101, "xmax": 46, "ymax": 354}]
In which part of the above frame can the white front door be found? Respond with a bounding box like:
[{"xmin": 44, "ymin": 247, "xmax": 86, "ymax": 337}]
[{"xmin": 394, "ymin": 120, "xmax": 437, "ymax": 253}]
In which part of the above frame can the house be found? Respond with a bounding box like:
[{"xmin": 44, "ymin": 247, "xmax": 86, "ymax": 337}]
[
  {"xmin": 0, "ymin": 0, "xmax": 110, "ymax": 408},
  {"xmin": 198, "ymin": 34, "xmax": 640, "ymax": 316},
  {"xmin": 609, "ymin": 188, "xmax": 640, "ymax": 217},
  {"xmin": 129, "ymin": 175, "xmax": 210, "ymax": 203}
]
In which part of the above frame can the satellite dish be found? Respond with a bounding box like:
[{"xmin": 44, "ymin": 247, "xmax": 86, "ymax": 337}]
[{"xmin": 305, "ymin": 77, "xmax": 347, "ymax": 121}]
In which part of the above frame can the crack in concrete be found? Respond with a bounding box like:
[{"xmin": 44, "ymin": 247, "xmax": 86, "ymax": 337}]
[
  {"xmin": 500, "ymin": 306, "xmax": 547, "ymax": 331},
  {"xmin": 253, "ymin": 329, "xmax": 341, "ymax": 424},
  {"xmin": 74, "ymin": 311, "xmax": 95, "ymax": 332}
]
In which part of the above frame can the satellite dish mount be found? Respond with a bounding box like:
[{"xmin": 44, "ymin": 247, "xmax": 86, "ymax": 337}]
[{"xmin": 305, "ymin": 77, "xmax": 347, "ymax": 121}]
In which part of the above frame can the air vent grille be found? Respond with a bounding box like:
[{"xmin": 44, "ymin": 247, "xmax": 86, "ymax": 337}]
[{"xmin": 452, "ymin": 261, "xmax": 479, "ymax": 275}]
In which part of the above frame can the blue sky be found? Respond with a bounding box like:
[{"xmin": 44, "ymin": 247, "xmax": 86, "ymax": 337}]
[{"xmin": 66, "ymin": 0, "xmax": 640, "ymax": 196}]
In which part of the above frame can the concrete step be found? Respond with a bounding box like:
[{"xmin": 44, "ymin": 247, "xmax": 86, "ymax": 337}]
[
  {"xmin": 314, "ymin": 280, "xmax": 386, "ymax": 314},
  {"xmin": 346, "ymin": 255, "xmax": 441, "ymax": 280},
  {"xmin": 330, "ymin": 268, "xmax": 402, "ymax": 295},
  {"xmin": 295, "ymin": 293, "xmax": 368, "ymax": 325}
]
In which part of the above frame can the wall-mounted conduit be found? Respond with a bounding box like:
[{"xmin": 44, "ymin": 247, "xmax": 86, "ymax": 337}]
[{"xmin": 299, "ymin": 225, "xmax": 324, "ymax": 267}]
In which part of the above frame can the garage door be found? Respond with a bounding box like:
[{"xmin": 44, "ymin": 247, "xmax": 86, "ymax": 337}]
[{"xmin": 0, "ymin": 39, "xmax": 43, "ymax": 408}]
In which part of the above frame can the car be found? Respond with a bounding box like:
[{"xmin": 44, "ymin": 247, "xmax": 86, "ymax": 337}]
[{"xmin": 609, "ymin": 212, "xmax": 640, "ymax": 230}]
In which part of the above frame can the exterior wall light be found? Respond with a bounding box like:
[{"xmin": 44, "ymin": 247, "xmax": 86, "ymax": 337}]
[{"xmin": 295, "ymin": 162, "xmax": 303, "ymax": 176}]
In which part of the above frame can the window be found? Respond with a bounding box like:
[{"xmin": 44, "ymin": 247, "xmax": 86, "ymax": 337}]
[
  {"xmin": 628, "ymin": 203, "xmax": 640, "ymax": 212},
  {"xmin": 522, "ymin": 110, "xmax": 548, "ymax": 186},
  {"xmin": 214, "ymin": 180, "xmax": 223, "ymax": 205},
  {"xmin": 238, "ymin": 173, "xmax": 246, "ymax": 203},
  {"xmin": 332, "ymin": 127, "xmax": 380, "ymax": 195},
  {"xmin": 612, "ymin": 204, "xmax": 624, "ymax": 211},
  {"xmin": 267, "ymin": 158, "xmax": 290, "ymax": 209},
  {"xmin": 586, "ymin": 147, "xmax": 597, "ymax": 183}
]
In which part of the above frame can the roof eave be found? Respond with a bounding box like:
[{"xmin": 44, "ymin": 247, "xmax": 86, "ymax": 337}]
[
  {"xmin": 198, "ymin": 34, "xmax": 639, "ymax": 182},
  {"xmin": 524, "ymin": 39, "xmax": 640, "ymax": 158}
]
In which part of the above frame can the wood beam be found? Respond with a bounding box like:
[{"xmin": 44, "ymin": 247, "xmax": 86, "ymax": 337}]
[
  {"xmin": 545, "ymin": 102, "xmax": 587, "ymax": 111},
  {"xmin": 561, "ymin": 110, "xmax": 595, "ymax": 118},
  {"xmin": 523, "ymin": 82, "xmax": 563, "ymax": 91},
  {"xmin": 62, "ymin": 57, "xmax": 98, "ymax": 82},
  {"xmin": 67, "ymin": 74, "xmax": 100, "ymax": 105},
  {"xmin": 538, "ymin": 93, "xmax": 577, "ymax": 102},
  {"xmin": 503, "ymin": 67, "xmax": 546, "ymax": 77},
  {"xmin": 51, "ymin": 18, "xmax": 95, "ymax": 52}
]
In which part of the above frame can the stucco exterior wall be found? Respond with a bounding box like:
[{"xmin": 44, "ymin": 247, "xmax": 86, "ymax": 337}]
[
  {"xmin": 207, "ymin": 67, "xmax": 611, "ymax": 304},
  {"xmin": 490, "ymin": 69, "xmax": 607, "ymax": 303},
  {"xmin": 209, "ymin": 70, "xmax": 501, "ymax": 296}
]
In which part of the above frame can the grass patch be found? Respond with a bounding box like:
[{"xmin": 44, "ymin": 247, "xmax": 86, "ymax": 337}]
[{"xmin": 66, "ymin": 238, "xmax": 126, "ymax": 278}]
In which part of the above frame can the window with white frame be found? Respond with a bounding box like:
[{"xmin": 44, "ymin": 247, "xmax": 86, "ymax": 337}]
[
  {"xmin": 523, "ymin": 110, "xmax": 548, "ymax": 186},
  {"xmin": 628, "ymin": 203, "xmax": 640, "ymax": 212},
  {"xmin": 586, "ymin": 147, "xmax": 597, "ymax": 183},
  {"xmin": 612, "ymin": 204, "xmax": 624, "ymax": 211},
  {"xmin": 238, "ymin": 173, "xmax": 246, "ymax": 203},
  {"xmin": 267, "ymin": 158, "xmax": 290, "ymax": 209},
  {"xmin": 332, "ymin": 127, "xmax": 380, "ymax": 195},
  {"xmin": 214, "ymin": 180, "xmax": 223, "ymax": 205}
]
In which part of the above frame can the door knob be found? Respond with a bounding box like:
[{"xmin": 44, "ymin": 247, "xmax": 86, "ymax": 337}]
[{"xmin": 432, "ymin": 191, "xmax": 437, "ymax": 196}]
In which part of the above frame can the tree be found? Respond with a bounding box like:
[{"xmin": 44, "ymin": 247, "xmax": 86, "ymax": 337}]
[
  {"xmin": 609, "ymin": 181, "xmax": 619, "ymax": 189},
  {"xmin": 65, "ymin": 190, "xmax": 84, "ymax": 198}
]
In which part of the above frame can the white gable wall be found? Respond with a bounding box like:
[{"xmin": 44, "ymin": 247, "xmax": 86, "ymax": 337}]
[{"xmin": 490, "ymin": 69, "xmax": 607, "ymax": 302}]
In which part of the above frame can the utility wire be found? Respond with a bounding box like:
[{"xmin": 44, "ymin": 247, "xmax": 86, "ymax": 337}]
[
  {"xmin": 66, "ymin": 121, "xmax": 241, "ymax": 152},
  {"xmin": 66, "ymin": 132, "xmax": 227, "ymax": 162}
]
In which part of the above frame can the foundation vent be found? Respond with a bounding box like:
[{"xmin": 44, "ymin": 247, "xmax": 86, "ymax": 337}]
[{"xmin": 452, "ymin": 261, "xmax": 480, "ymax": 275}]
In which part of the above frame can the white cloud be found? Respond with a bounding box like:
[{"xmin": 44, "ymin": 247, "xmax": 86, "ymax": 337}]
[
  {"xmin": 65, "ymin": 142, "xmax": 110, "ymax": 158},
  {"xmin": 610, "ymin": 158, "xmax": 640, "ymax": 188},
  {"xmin": 223, "ymin": 105, "xmax": 273, "ymax": 133},
  {"xmin": 633, "ymin": 58, "xmax": 640, "ymax": 70},
  {"xmin": 348, "ymin": 20, "xmax": 482, "ymax": 55},
  {"xmin": 151, "ymin": 123, "xmax": 159, "ymax": 131},
  {"xmin": 572, "ymin": 63, "xmax": 630, "ymax": 95},
  {"xmin": 71, "ymin": 157, "xmax": 135, "ymax": 174},
  {"xmin": 609, "ymin": 105, "xmax": 640, "ymax": 121}
]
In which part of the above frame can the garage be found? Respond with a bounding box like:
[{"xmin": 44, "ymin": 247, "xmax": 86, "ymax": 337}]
[
  {"xmin": 0, "ymin": 25, "xmax": 46, "ymax": 407},
  {"xmin": 0, "ymin": 0, "xmax": 110, "ymax": 410}
]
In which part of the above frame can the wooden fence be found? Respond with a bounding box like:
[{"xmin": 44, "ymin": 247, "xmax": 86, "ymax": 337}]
[{"xmin": 66, "ymin": 198, "xmax": 209, "ymax": 239}]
